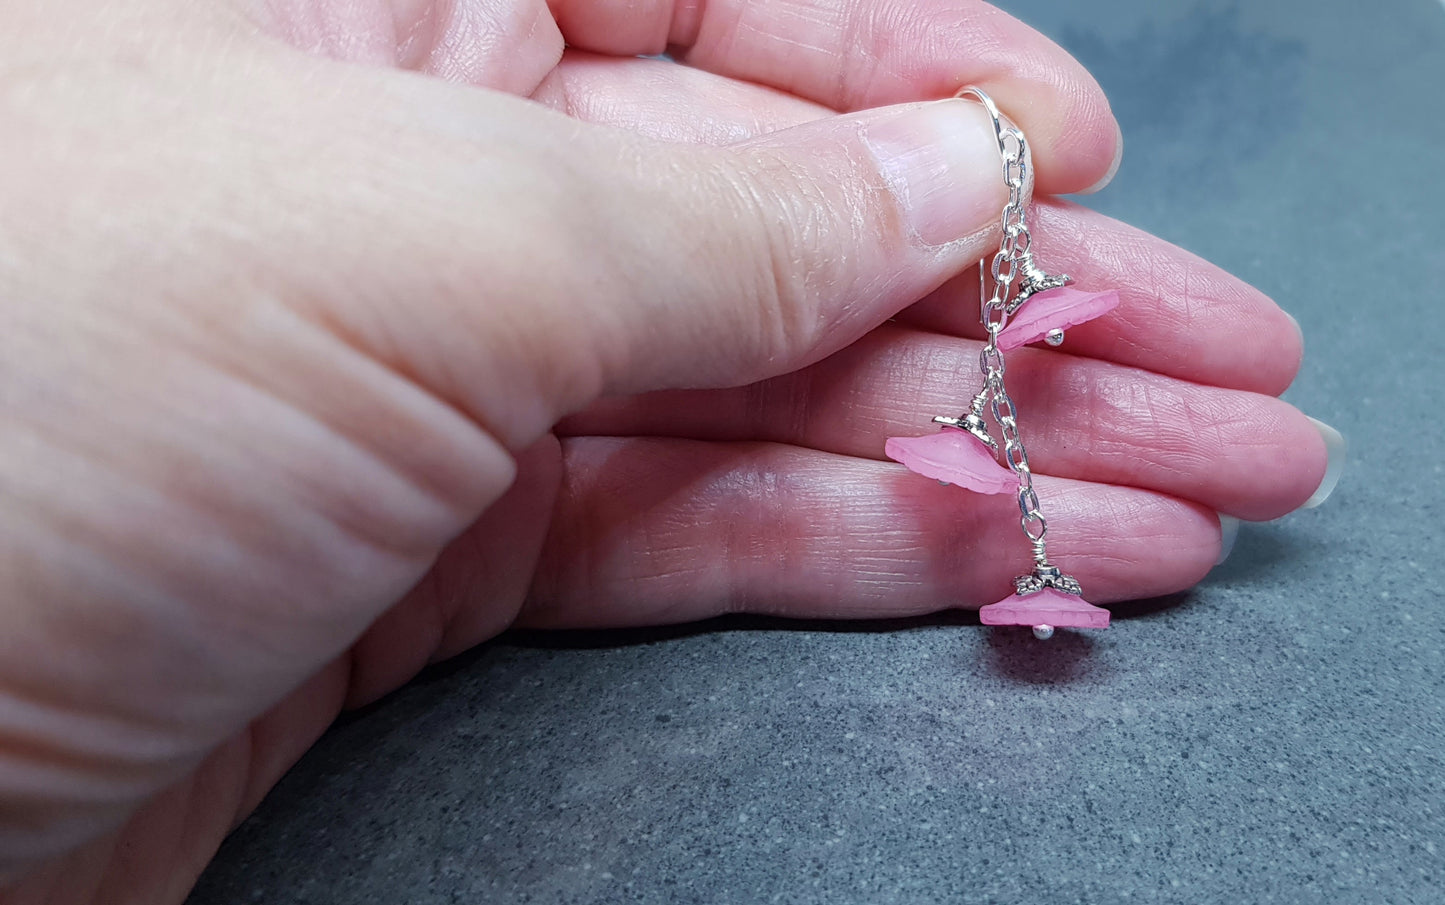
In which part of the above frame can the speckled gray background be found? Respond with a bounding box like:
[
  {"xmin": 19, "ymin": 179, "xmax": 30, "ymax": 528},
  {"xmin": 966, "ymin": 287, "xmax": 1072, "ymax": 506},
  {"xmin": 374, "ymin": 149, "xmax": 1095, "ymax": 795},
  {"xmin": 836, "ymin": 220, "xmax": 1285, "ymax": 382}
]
[{"xmin": 188, "ymin": 1, "xmax": 1445, "ymax": 903}]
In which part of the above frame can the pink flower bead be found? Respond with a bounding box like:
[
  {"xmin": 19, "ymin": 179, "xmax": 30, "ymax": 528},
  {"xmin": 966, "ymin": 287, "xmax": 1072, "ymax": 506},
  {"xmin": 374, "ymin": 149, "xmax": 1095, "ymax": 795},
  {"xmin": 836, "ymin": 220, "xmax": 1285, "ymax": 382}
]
[
  {"xmin": 979, "ymin": 588, "xmax": 1111, "ymax": 629},
  {"xmin": 997, "ymin": 287, "xmax": 1121, "ymax": 351},
  {"xmin": 884, "ymin": 430, "xmax": 1017, "ymax": 495}
]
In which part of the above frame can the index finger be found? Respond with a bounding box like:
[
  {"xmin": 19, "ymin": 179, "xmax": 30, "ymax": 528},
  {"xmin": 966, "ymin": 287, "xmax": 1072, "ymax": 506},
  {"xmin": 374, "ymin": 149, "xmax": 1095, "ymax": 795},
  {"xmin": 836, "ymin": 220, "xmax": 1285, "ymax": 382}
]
[{"xmin": 546, "ymin": 0, "xmax": 1121, "ymax": 194}]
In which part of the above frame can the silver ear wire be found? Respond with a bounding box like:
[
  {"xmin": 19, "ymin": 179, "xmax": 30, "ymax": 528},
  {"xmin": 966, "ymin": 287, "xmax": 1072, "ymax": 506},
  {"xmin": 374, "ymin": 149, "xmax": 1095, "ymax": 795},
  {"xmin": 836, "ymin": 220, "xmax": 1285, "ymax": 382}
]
[{"xmin": 955, "ymin": 86, "xmax": 1070, "ymax": 322}]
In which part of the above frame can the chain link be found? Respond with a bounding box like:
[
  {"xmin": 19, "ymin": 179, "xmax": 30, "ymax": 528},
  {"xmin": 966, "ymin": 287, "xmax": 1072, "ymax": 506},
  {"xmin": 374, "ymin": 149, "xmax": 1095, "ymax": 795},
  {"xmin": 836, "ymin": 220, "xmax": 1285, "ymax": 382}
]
[
  {"xmin": 978, "ymin": 124, "xmax": 1034, "ymax": 336},
  {"xmin": 984, "ymin": 351, "xmax": 1048, "ymax": 546}
]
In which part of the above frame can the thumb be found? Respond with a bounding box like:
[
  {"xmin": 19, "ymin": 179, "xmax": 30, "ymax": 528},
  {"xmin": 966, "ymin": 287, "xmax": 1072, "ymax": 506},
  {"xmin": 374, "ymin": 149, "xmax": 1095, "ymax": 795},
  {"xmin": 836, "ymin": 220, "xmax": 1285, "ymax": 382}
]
[
  {"xmin": 597, "ymin": 98, "xmax": 1016, "ymax": 389},
  {"xmin": 300, "ymin": 87, "xmax": 1025, "ymax": 448}
]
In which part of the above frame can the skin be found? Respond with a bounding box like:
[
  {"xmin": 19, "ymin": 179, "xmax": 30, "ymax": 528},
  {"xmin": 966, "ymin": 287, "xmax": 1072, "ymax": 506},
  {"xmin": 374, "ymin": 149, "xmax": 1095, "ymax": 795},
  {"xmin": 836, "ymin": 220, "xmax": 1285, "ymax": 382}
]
[{"xmin": 0, "ymin": 0, "xmax": 1324, "ymax": 901}]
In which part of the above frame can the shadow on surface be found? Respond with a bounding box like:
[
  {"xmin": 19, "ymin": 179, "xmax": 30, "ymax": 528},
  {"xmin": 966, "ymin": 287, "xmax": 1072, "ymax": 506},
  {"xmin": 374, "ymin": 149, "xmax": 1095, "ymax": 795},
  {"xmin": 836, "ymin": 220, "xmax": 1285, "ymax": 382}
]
[
  {"xmin": 332, "ymin": 610, "xmax": 988, "ymax": 726},
  {"xmin": 979, "ymin": 591, "xmax": 1202, "ymax": 685},
  {"xmin": 982, "ymin": 627, "xmax": 1098, "ymax": 685},
  {"xmin": 1108, "ymin": 591, "xmax": 1195, "ymax": 620},
  {"xmin": 416, "ymin": 594, "xmax": 1205, "ymax": 697},
  {"xmin": 1205, "ymin": 523, "xmax": 1301, "ymax": 584},
  {"xmin": 498, "ymin": 609, "xmax": 983, "ymax": 650}
]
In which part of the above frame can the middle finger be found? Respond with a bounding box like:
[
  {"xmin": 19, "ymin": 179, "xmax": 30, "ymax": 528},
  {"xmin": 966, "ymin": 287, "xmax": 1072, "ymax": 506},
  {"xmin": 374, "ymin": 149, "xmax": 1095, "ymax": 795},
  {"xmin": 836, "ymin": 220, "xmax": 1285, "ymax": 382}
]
[{"xmin": 561, "ymin": 323, "xmax": 1326, "ymax": 521}]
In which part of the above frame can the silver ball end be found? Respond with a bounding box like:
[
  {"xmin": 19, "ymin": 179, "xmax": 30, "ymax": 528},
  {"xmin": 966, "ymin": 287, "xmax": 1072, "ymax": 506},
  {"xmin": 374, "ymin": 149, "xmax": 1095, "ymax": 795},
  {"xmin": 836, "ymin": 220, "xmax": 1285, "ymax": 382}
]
[
  {"xmin": 1045, "ymin": 330, "xmax": 1066, "ymax": 347},
  {"xmin": 1032, "ymin": 624, "xmax": 1055, "ymax": 640}
]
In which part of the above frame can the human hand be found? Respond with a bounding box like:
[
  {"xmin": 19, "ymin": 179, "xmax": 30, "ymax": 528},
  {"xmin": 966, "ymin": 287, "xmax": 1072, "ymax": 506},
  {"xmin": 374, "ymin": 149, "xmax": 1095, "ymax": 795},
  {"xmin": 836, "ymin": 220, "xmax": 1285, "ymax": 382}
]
[{"xmin": 0, "ymin": 0, "xmax": 1327, "ymax": 901}]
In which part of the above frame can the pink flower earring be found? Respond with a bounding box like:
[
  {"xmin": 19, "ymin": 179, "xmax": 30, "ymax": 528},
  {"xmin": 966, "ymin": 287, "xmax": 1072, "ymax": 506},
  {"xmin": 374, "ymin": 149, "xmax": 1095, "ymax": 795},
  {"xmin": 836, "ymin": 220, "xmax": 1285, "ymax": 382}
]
[{"xmin": 885, "ymin": 86, "xmax": 1114, "ymax": 640}]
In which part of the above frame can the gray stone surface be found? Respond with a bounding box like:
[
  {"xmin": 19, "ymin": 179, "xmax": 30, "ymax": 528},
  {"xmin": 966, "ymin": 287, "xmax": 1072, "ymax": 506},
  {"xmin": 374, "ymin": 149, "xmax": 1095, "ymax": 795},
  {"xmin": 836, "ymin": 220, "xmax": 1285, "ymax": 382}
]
[{"xmin": 188, "ymin": 1, "xmax": 1445, "ymax": 903}]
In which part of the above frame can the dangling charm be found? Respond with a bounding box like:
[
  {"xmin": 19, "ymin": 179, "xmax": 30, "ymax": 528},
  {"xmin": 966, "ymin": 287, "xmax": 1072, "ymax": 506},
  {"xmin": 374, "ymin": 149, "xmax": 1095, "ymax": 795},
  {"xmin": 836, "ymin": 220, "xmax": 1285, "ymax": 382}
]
[
  {"xmin": 885, "ymin": 85, "xmax": 1116, "ymax": 639},
  {"xmin": 884, "ymin": 430, "xmax": 1018, "ymax": 494},
  {"xmin": 979, "ymin": 564, "xmax": 1110, "ymax": 633}
]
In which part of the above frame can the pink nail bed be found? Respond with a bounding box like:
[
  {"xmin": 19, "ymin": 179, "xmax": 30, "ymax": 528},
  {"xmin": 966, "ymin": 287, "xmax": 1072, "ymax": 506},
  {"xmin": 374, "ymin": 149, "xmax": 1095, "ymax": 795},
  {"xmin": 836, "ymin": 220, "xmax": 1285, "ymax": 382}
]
[
  {"xmin": 979, "ymin": 588, "xmax": 1111, "ymax": 629},
  {"xmin": 884, "ymin": 430, "xmax": 1017, "ymax": 495}
]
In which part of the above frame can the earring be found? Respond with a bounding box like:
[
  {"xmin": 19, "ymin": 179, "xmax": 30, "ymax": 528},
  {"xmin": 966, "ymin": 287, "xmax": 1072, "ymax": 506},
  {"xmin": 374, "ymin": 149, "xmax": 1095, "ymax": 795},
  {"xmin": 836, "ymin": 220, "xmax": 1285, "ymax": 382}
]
[{"xmin": 884, "ymin": 86, "xmax": 1119, "ymax": 640}]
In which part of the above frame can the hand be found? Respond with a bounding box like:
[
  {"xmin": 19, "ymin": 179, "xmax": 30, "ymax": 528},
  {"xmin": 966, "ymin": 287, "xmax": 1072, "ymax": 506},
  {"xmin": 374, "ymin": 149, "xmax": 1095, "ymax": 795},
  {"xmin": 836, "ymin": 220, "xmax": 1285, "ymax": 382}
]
[{"xmin": 0, "ymin": 0, "xmax": 1324, "ymax": 901}]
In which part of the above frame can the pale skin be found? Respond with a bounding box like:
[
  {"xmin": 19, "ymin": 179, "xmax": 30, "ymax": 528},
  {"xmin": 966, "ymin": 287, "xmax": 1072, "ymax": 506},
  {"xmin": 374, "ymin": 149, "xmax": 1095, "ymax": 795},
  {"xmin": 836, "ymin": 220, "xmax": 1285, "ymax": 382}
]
[{"xmin": 0, "ymin": 0, "xmax": 1327, "ymax": 901}]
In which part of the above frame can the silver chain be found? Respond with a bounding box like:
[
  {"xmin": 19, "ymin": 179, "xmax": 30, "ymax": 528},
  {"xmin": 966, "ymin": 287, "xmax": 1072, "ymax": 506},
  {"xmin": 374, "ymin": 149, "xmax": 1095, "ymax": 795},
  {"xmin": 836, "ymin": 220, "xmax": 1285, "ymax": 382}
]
[{"xmin": 957, "ymin": 87, "xmax": 1050, "ymax": 567}]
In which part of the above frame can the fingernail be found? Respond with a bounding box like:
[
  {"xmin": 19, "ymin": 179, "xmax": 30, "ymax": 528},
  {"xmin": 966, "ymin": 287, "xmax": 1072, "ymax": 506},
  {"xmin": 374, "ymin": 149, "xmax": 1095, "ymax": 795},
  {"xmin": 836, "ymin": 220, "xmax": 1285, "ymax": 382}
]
[
  {"xmin": 1285, "ymin": 310, "xmax": 1303, "ymax": 349},
  {"xmin": 1302, "ymin": 417, "xmax": 1346, "ymax": 509},
  {"xmin": 862, "ymin": 100, "xmax": 1008, "ymax": 247},
  {"xmin": 1216, "ymin": 514, "xmax": 1240, "ymax": 565},
  {"xmin": 1079, "ymin": 119, "xmax": 1124, "ymax": 195}
]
